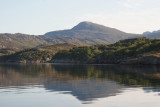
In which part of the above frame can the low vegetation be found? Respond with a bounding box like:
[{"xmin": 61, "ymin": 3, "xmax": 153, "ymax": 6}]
[
  {"xmin": 1, "ymin": 37, "xmax": 160, "ymax": 64},
  {"xmin": 53, "ymin": 37, "xmax": 160, "ymax": 63},
  {"xmin": 0, "ymin": 43, "xmax": 83, "ymax": 62}
]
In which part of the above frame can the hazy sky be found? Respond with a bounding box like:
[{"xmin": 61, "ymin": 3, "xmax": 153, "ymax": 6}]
[{"xmin": 0, "ymin": 0, "xmax": 160, "ymax": 35}]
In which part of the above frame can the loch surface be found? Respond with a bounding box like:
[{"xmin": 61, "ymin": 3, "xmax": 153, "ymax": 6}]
[{"xmin": 0, "ymin": 64, "xmax": 160, "ymax": 107}]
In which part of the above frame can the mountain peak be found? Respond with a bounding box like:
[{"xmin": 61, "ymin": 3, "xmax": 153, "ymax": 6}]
[
  {"xmin": 76, "ymin": 21, "xmax": 94, "ymax": 25},
  {"xmin": 71, "ymin": 21, "xmax": 108, "ymax": 31},
  {"xmin": 78, "ymin": 21, "xmax": 93, "ymax": 24}
]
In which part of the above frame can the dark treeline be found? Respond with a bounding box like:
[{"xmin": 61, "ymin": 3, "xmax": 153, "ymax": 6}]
[{"xmin": 53, "ymin": 37, "xmax": 160, "ymax": 63}]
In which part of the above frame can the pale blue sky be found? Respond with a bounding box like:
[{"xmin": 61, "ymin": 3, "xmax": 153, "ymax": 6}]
[{"xmin": 0, "ymin": 0, "xmax": 160, "ymax": 35}]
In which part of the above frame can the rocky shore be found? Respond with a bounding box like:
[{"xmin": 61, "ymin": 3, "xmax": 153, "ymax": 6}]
[
  {"xmin": 1, "ymin": 55, "xmax": 160, "ymax": 65},
  {"xmin": 121, "ymin": 56, "xmax": 160, "ymax": 65}
]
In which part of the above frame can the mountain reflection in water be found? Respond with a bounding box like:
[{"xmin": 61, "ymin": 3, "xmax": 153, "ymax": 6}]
[{"xmin": 0, "ymin": 64, "xmax": 160, "ymax": 102}]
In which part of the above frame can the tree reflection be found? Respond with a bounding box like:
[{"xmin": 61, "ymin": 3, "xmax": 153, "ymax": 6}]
[{"xmin": 0, "ymin": 64, "xmax": 160, "ymax": 101}]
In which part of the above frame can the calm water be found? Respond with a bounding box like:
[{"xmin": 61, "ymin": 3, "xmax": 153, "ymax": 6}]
[{"xmin": 0, "ymin": 64, "xmax": 160, "ymax": 107}]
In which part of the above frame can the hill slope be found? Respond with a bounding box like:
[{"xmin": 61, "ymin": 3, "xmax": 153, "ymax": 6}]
[
  {"xmin": 45, "ymin": 21, "xmax": 139, "ymax": 45},
  {"xmin": 1, "ymin": 37, "xmax": 160, "ymax": 64},
  {"xmin": 0, "ymin": 43, "xmax": 82, "ymax": 63},
  {"xmin": 53, "ymin": 37, "xmax": 160, "ymax": 64},
  {"xmin": 0, "ymin": 21, "xmax": 143, "ymax": 50},
  {"xmin": 0, "ymin": 33, "xmax": 48, "ymax": 49}
]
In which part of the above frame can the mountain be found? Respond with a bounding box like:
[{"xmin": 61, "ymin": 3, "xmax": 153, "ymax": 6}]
[
  {"xmin": 0, "ymin": 21, "xmax": 141, "ymax": 50},
  {"xmin": 45, "ymin": 21, "xmax": 139, "ymax": 45},
  {"xmin": 0, "ymin": 33, "xmax": 48, "ymax": 49},
  {"xmin": 143, "ymin": 30, "xmax": 160, "ymax": 39},
  {"xmin": 0, "ymin": 33, "xmax": 80, "ymax": 49}
]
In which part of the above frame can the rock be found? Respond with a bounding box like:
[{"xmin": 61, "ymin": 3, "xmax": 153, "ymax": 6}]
[
  {"xmin": 120, "ymin": 56, "xmax": 160, "ymax": 65},
  {"xmin": 120, "ymin": 59, "xmax": 139, "ymax": 65},
  {"xmin": 138, "ymin": 56, "xmax": 160, "ymax": 64}
]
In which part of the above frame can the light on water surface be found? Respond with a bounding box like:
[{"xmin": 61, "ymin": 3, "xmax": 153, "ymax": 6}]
[{"xmin": 0, "ymin": 64, "xmax": 160, "ymax": 107}]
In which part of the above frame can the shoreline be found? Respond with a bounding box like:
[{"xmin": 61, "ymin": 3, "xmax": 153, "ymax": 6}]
[{"xmin": 0, "ymin": 61, "xmax": 160, "ymax": 65}]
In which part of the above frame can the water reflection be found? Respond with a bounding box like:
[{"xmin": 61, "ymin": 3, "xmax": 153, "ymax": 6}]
[{"xmin": 0, "ymin": 64, "xmax": 160, "ymax": 102}]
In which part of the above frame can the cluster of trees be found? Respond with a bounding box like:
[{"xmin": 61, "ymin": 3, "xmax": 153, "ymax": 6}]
[
  {"xmin": 1, "ymin": 37, "xmax": 160, "ymax": 63},
  {"xmin": 0, "ymin": 43, "xmax": 77, "ymax": 62},
  {"xmin": 15, "ymin": 50, "xmax": 53, "ymax": 61},
  {"xmin": 0, "ymin": 49, "xmax": 53, "ymax": 61},
  {"xmin": 54, "ymin": 37, "xmax": 160, "ymax": 63},
  {"xmin": 53, "ymin": 47, "xmax": 99, "ymax": 61}
]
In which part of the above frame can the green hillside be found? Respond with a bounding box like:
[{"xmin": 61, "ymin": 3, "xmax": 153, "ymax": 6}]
[
  {"xmin": 0, "ymin": 43, "xmax": 82, "ymax": 63},
  {"xmin": 1, "ymin": 37, "xmax": 160, "ymax": 64},
  {"xmin": 53, "ymin": 37, "xmax": 160, "ymax": 64}
]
